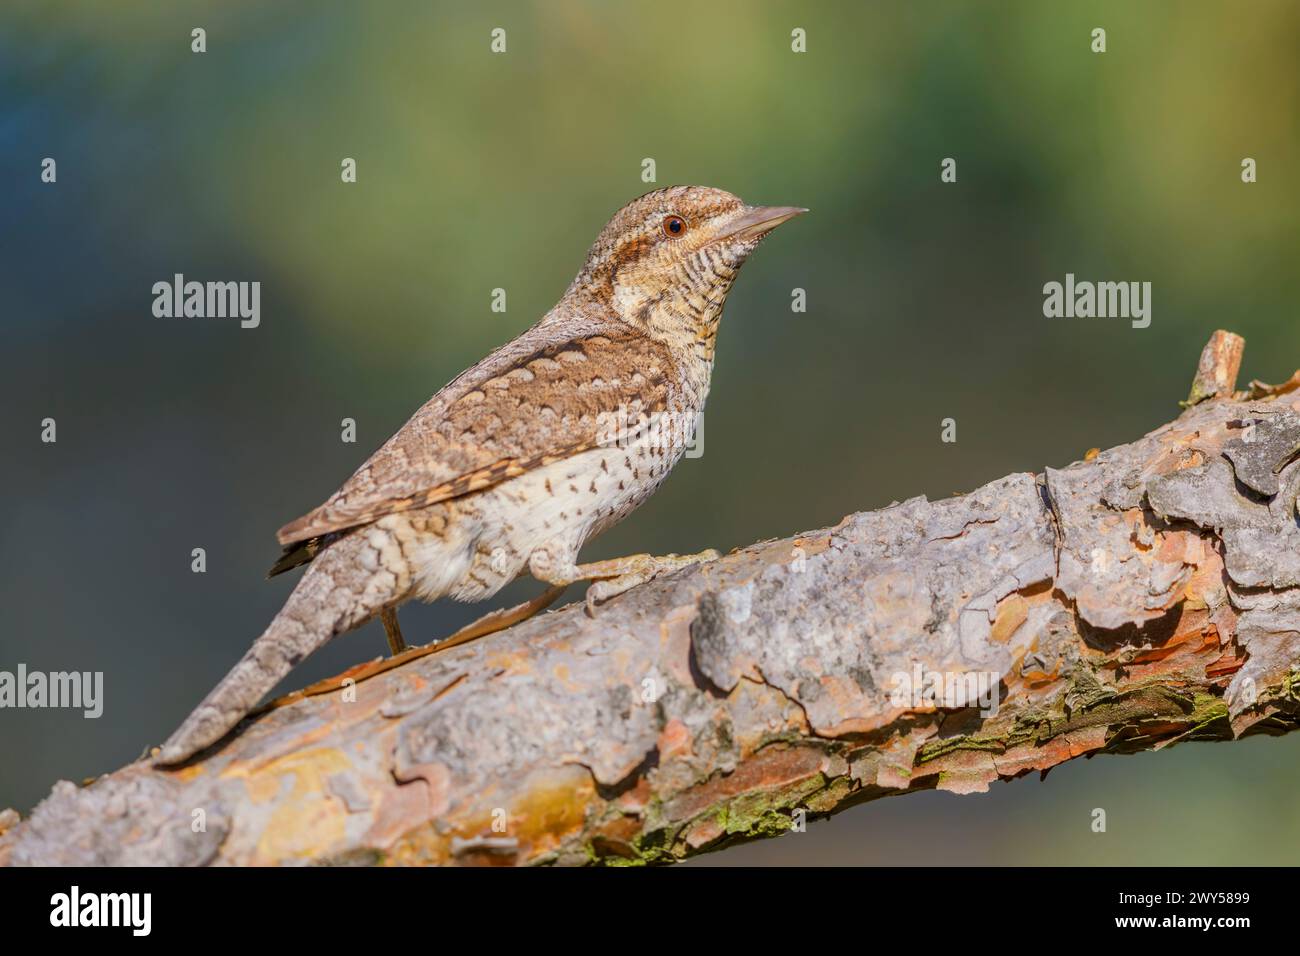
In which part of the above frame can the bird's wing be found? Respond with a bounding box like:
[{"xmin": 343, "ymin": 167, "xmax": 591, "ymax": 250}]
[{"xmin": 276, "ymin": 326, "xmax": 678, "ymax": 546}]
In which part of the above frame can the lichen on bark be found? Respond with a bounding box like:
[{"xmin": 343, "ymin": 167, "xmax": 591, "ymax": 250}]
[{"xmin": 2, "ymin": 331, "xmax": 1298, "ymax": 867}]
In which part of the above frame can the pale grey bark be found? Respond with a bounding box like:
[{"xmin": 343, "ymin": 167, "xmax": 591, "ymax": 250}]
[{"xmin": 2, "ymin": 332, "xmax": 1298, "ymax": 866}]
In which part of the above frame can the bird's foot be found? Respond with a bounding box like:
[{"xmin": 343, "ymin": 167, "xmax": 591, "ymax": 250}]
[{"xmin": 581, "ymin": 549, "xmax": 720, "ymax": 615}]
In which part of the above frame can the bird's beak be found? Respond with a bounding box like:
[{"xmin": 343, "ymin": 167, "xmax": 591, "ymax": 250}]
[{"xmin": 720, "ymin": 205, "xmax": 809, "ymax": 242}]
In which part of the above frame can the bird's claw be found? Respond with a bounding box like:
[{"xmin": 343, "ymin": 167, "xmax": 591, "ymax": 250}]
[{"xmin": 583, "ymin": 548, "xmax": 722, "ymax": 617}]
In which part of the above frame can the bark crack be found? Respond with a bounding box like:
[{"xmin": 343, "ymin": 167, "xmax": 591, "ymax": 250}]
[{"xmin": 3, "ymin": 332, "xmax": 1298, "ymax": 867}]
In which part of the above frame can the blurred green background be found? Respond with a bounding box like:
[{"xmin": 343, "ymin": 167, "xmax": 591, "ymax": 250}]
[{"xmin": 2, "ymin": 0, "xmax": 1298, "ymax": 863}]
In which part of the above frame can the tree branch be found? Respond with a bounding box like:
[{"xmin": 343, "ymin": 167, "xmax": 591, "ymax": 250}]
[{"xmin": 4, "ymin": 330, "xmax": 1300, "ymax": 866}]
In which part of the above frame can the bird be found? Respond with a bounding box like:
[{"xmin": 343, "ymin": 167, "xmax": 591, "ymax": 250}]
[{"xmin": 156, "ymin": 185, "xmax": 805, "ymax": 765}]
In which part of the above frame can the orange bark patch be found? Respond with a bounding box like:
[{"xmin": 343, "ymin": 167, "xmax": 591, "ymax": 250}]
[
  {"xmin": 662, "ymin": 746, "xmax": 826, "ymax": 823},
  {"xmin": 684, "ymin": 814, "xmax": 725, "ymax": 849},
  {"xmin": 990, "ymin": 593, "xmax": 1029, "ymax": 645},
  {"xmin": 657, "ymin": 718, "xmax": 693, "ymax": 761},
  {"xmin": 223, "ymin": 747, "xmax": 354, "ymax": 863},
  {"xmin": 994, "ymin": 725, "xmax": 1108, "ymax": 777}
]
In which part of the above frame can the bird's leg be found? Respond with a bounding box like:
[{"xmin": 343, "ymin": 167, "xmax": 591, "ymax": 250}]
[
  {"xmin": 531, "ymin": 549, "xmax": 720, "ymax": 614},
  {"xmin": 380, "ymin": 606, "xmax": 407, "ymax": 655}
]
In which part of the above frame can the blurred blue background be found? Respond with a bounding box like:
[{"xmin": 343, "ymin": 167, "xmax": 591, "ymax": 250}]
[{"xmin": 2, "ymin": 0, "xmax": 1298, "ymax": 863}]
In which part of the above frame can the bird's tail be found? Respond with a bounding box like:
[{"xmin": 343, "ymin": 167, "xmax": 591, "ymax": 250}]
[{"xmin": 155, "ymin": 530, "xmax": 406, "ymax": 765}]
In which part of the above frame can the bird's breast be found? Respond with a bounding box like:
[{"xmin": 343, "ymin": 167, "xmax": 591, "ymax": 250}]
[{"xmin": 441, "ymin": 393, "xmax": 704, "ymax": 601}]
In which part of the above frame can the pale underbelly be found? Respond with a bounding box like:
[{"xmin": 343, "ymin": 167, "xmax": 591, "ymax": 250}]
[{"xmin": 412, "ymin": 430, "xmax": 690, "ymax": 603}]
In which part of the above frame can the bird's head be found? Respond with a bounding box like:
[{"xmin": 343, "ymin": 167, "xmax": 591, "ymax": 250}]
[{"xmin": 564, "ymin": 185, "xmax": 805, "ymax": 357}]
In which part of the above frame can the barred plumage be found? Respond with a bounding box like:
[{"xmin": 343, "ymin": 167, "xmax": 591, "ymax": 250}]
[{"xmin": 157, "ymin": 186, "xmax": 804, "ymax": 764}]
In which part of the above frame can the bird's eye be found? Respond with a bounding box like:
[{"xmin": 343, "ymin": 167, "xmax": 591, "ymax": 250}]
[{"xmin": 662, "ymin": 215, "xmax": 687, "ymax": 238}]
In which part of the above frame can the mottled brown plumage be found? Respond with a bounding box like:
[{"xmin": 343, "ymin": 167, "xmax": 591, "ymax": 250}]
[
  {"xmin": 275, "ymin": 330, "xmax": 677, "ymax": 547},
  {"xmin": 158, "ymin": 185, "xmax": 804, "ymax": 764}
]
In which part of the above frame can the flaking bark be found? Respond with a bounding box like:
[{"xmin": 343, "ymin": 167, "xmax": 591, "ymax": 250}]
[{"xmin": 3, "ymin": 330, "xmax": 1299, "ymax": 867}]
